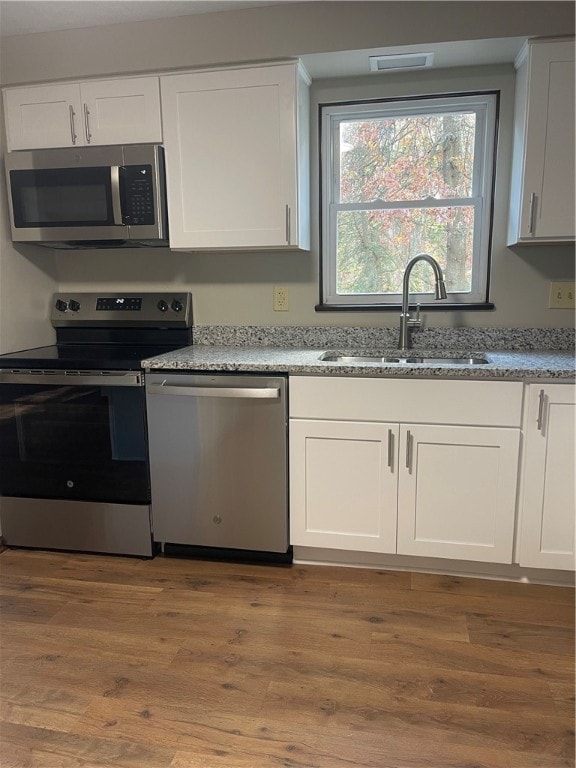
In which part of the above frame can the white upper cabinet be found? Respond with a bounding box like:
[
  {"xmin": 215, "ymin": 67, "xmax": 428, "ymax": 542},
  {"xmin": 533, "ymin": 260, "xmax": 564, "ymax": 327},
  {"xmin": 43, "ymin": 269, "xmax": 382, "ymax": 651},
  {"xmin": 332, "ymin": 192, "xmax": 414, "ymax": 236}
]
[
  {"xmin": 79, "ymin": 78, "xmax": 162, "ymax": 146},
  {"xmin": 160, "ymin": 62, "xmax": 310, "ymax": 251},
  {"xmin": 4, "ymin": 83, "xmax": 82, "ymax": 150},
  {"xmin": 3, "ymin": 77, "xmax": 162, "ymax": 150},
  {"xmin": 508, "ymin": 38, "xmax": 575, "ymax": 245},
  {"xmin": 518, "ymin": 384, "xmax": 576, "ymax": 570}
]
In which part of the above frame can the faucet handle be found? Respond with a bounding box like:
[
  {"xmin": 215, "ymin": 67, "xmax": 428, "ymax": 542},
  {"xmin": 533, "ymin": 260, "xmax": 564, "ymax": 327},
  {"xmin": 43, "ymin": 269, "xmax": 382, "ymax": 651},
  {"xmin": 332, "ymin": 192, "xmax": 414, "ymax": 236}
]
[{"xmin": 407, "ymin": 303, "xmax": 422, "ymax": 328}]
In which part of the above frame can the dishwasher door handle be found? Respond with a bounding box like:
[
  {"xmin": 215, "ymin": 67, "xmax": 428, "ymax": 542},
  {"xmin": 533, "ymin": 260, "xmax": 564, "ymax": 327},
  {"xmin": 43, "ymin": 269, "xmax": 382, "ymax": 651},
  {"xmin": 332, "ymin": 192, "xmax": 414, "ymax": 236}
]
[{"xmin": 146, "ymin": 383, "xmax": 281, "ymax": 399}]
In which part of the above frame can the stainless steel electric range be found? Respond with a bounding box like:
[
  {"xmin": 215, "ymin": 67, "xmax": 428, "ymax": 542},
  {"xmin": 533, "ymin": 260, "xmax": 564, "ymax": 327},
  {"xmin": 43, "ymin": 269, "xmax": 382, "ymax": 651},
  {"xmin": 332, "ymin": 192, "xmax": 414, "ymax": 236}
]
[{"xmin": 0, "ymin": 292, "xmax": 192, "ymax": 556}]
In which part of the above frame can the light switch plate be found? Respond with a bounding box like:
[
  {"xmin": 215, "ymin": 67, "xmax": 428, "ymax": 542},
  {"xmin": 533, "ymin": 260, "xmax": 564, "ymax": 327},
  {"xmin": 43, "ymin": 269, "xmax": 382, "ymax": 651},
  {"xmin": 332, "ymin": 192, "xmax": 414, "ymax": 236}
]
[{"xmin": 549, "ymin": 281, "xmax": 575, "ymax": 309}]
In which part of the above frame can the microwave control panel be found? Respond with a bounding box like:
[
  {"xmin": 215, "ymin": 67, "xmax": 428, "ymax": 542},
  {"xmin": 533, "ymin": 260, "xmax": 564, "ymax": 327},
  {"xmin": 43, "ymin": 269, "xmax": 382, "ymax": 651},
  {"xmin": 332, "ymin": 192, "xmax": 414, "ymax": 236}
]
[{"xmin": 121, "ymin": 165, "xmax": 156, "ymax": 226}]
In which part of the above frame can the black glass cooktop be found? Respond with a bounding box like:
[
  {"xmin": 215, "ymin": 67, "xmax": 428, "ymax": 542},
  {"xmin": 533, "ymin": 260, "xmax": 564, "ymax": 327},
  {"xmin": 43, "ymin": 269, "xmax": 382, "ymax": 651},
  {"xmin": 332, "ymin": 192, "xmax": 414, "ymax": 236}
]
[{"xmin": 0, "ymin": 343, "xmax": 182, "ymax": 371}]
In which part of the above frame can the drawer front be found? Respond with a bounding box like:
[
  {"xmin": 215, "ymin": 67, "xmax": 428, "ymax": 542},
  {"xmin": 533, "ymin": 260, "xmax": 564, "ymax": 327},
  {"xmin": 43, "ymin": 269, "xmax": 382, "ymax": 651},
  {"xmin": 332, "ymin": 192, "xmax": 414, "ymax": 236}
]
[{"xmin": 289, "ymin": 376, "xmax": 524, "ymax": 427}]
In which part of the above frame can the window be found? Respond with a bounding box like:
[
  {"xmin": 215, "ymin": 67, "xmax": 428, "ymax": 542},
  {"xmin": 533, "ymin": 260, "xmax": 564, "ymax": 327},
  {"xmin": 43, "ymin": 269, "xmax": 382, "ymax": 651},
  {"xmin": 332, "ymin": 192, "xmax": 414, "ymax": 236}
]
[{"xmin": 320, "ymin": 92, "xmax": 498, "ymax": 308}]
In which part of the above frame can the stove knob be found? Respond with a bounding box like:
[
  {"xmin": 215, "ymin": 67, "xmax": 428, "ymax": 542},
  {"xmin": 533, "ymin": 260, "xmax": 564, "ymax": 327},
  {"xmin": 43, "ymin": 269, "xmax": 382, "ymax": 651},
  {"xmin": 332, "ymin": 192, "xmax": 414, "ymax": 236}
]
[
  {"xmin": 55, "ymin": 299, "xmax": 68, "ymax": 312},
  {"xmin": 171, "ymin": 299, "xmax": 183, "ymax": 313},
  {"xmin": 68, "ymin": 299, "xmax": 81, "ymax": 312},
  {"xmin": 157, "ymin": 299, "xmax": 169, "ymax": 313}
]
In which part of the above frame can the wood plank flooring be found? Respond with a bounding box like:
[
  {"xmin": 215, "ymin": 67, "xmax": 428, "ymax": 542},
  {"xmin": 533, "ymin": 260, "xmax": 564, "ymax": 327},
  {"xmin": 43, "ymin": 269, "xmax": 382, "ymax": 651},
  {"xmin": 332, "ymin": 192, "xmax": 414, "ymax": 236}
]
[{"xmin": 0, "ymin": 549, "xmax": 574, "ymax": 768}]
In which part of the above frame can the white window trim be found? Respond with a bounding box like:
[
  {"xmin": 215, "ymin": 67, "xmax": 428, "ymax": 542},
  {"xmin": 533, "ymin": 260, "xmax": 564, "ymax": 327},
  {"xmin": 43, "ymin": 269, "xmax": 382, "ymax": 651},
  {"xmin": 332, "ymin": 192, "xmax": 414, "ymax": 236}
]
[{"xmin": 320, "ymin": 92, "xmax": 498, "ymax": 308}]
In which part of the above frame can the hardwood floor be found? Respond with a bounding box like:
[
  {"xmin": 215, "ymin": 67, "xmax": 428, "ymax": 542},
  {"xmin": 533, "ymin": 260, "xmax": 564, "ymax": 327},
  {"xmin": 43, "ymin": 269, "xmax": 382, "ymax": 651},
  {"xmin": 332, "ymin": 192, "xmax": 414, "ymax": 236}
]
[{"xmin": 0, "ymin": 549, "xmax": 574, "ymax": 768}]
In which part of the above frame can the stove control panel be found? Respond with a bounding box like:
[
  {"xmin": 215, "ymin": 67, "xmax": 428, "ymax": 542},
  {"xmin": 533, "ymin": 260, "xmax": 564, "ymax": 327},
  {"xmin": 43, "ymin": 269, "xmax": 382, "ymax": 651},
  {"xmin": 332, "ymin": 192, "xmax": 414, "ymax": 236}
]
[
  {"xmin": 96, "ymin": 297, "xmax": 142, "ymax": 312},
  {"xmin": 51, "ymin": 292, "xmax": 192, "ymax": 328}
]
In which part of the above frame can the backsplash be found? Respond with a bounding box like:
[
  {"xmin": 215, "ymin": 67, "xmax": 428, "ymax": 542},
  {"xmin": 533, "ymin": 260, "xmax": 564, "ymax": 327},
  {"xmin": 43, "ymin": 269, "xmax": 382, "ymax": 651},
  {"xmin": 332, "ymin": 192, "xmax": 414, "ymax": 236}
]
[{"xmin": 193, "ymin": 326, "xmax": 575, "ymax": 351}]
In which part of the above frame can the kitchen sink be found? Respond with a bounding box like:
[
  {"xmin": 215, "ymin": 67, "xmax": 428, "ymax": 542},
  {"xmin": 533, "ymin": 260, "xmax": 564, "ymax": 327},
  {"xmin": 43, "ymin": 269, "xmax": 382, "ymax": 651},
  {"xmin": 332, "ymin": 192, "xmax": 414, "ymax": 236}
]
[{"xmin": 319, "ymin": 352, "xmax": 489, "ymax": 366}]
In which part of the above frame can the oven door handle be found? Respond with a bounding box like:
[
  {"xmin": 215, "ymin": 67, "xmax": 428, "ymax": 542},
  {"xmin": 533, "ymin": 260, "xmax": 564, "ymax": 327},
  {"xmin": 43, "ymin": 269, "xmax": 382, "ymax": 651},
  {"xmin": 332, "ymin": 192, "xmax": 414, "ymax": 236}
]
[
  {"xmin": 0, "ymin": 372, "xmax": 142, "ymax": 387},
  {"xmin": 146, "ymin": 383, "xmax": 280, "ymax": 399}
]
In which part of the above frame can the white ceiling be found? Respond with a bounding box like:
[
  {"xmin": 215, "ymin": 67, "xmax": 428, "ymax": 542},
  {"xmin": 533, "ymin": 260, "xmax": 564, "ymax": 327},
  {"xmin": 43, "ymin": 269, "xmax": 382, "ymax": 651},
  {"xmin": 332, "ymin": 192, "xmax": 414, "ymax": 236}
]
[{"xmin": 0, "ymin": 1, "xmax": 527, "ymax": 79}]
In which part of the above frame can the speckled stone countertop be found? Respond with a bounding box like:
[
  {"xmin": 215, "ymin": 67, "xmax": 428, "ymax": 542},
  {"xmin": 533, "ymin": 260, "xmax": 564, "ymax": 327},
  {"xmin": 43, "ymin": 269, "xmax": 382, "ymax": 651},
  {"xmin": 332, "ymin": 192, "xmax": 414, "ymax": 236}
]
[{"xmin": 142, "ymin": 326, "xmax": 575, "ymax": 380}]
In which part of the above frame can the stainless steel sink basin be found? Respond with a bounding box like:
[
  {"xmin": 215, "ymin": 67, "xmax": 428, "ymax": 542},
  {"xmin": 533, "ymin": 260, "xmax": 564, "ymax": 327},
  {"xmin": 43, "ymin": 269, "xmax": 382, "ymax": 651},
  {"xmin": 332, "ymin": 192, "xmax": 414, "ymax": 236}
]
[
  {"xmin": 319, "ymin": 351, "xmax": 489, "ymax": 366},
  {"xmin": 404, "ymin": 356, "xmax": 489, "ymax": 365},
  {"xmin": 320, "ymin": 354, "xmax": 402, "ymax": 363}
]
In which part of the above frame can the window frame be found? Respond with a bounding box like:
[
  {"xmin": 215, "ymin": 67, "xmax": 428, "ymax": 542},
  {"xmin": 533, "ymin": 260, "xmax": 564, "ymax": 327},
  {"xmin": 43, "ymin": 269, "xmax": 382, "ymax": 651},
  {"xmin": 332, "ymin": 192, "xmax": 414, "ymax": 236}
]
[{"xmin": 319, "ymin": 91, "xmax": 499, "ymax": 310}]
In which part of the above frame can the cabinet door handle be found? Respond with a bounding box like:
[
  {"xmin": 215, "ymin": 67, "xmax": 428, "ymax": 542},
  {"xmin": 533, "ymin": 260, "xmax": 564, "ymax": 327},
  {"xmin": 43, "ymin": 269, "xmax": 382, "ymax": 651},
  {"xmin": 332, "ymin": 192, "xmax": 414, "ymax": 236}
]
[
  {"xmin": 528, "ymin": 192, "xmax": 537, "ymax": 236},
  {"xmin": 405, "ymin": 430, "xmax": 413, "ymax": 472},
  {"xmin": 69, "ymin": 105, "xmax": 77, "ymax": 145},
  {"xmin": 537, "ymin": 388, "xmax": 546, "ymax": 433},
  {"xmin": 387, "ymin": 428, "xmax": 394, "ymax": 470},
  {"xmin": 83, "ymin": 103, "xmax": 92, "ymax": 144},
  {"xmin": 285, "ymin": 204, "xmax": 291, "ymax": 244}
]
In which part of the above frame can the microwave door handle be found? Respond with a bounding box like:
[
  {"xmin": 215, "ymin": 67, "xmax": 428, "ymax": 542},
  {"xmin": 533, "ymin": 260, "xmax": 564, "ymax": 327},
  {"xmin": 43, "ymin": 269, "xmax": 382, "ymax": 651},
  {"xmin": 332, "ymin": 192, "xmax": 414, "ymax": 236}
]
[{"xmin": 110, "ymin": 166, "xmax": 123, "ymax": 225}]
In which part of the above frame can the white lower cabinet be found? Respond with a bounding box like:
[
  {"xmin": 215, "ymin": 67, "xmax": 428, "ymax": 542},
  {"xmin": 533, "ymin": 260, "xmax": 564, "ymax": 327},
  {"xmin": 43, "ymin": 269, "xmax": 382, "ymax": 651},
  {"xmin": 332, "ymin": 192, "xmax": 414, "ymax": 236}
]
[
  {"xmin": 397, "ymin": 424, "xmax": 520, "ymax": 563},
  {"xmin": 289, "ymin": 376, "xmax": 523, "ymax": 564},
  {"xmin": 518, "ymin": 384, "xmax": 576, "ymax": 570},
  {"xmin": 289, "ymin": 420, "xmax": 399, "ymax": 553}
]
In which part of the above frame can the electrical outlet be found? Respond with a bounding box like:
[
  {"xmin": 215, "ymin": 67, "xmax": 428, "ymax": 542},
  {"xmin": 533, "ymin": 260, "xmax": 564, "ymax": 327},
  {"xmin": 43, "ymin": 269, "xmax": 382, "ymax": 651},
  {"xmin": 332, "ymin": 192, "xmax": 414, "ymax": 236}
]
[
  {"xmin": 549, "ymin": 281, "xmax": 576, "ymax": 309},
  {"xmin": 273, "ymin": 285, "xmax": 289, "ymax": 311}
]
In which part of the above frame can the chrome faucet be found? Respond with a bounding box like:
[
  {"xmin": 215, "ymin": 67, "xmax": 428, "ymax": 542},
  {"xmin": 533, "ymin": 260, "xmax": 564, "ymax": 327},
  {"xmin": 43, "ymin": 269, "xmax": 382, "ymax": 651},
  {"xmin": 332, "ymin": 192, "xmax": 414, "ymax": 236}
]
[{"xmin": 398, "ymin": 253, "xmax": 447, "ymax": 352}]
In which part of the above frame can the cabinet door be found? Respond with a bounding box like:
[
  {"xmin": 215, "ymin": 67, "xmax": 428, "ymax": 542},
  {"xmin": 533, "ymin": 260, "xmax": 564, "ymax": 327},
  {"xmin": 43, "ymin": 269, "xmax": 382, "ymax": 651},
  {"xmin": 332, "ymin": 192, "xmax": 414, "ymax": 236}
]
[
  {"xmin": 397, "ymin": 425, "xmax": 520, "ymax": 563},
  {"xmin": 519, "ymin": 385, "xmax": 575, "ymax": 570},
  {"xmin": 290, "ymin": 420, "xmax": 399, "ymax": 553},
  {"xmin": 161, "ymin": 64, "xmax": 300, "ymax": 250},
  {"xmin": 524, "ymin": 41, "xmax": 575, "ymax": 240},
  {"xmin": 510, "ymin": 40, "xmax": 575, "ymax": 243},
  {"xmin": 4, "ymin": 83, "xmax": 82, "ymax": 150},
  {"xmin": 81, "ymin": 77, "xmax": 162, "ymax": 146}
]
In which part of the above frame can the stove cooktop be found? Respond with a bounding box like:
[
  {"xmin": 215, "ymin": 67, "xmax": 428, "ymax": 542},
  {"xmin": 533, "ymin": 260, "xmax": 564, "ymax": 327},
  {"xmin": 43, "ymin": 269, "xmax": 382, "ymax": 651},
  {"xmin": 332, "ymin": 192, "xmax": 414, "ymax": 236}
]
[
  {"xmin": 0, "ymin": 292, "xmax": 193, "ymax": 372},
  {"xmin": 0, "ymin": 343, "xmax": 184, "ymax": 371}
]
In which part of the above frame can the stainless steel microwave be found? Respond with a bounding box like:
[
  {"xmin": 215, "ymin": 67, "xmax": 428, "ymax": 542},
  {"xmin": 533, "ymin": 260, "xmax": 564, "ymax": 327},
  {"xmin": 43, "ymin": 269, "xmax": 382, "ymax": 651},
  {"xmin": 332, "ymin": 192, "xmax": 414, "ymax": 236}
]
[{"xmin": 4, "ymin": 144, "xmax": 168, "ymax": 248}]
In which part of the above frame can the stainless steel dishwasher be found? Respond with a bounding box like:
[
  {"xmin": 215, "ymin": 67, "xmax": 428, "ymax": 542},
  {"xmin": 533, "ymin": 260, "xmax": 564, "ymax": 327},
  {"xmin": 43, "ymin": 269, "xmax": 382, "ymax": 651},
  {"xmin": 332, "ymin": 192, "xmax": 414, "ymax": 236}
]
[{"xmin": 145, "ymin": 372, "xmax": 290, "ymax": 561}]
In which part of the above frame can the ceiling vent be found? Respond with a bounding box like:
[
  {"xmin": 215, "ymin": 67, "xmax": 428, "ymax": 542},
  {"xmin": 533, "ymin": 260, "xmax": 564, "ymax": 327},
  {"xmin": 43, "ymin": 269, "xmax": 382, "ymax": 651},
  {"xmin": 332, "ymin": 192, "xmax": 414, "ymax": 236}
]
[{"xmin": 369, "ymin": 52, "xmax": 435, "ymax": 73}]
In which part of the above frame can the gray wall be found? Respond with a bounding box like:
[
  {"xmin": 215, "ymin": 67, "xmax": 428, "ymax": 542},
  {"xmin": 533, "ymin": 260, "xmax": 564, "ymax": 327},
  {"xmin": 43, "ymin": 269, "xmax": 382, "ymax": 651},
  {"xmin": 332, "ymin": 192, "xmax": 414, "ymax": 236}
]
[
  {"xmin": 2, "ymin": 2, "xmax": 573, "ymax": 85},
  {"xmin": 1, "ymin": 2, "xmax": 574, "ymax": 352},
  {"xmin": 0, "ymin": 99, "xmax": 58, "ymax": 354}
]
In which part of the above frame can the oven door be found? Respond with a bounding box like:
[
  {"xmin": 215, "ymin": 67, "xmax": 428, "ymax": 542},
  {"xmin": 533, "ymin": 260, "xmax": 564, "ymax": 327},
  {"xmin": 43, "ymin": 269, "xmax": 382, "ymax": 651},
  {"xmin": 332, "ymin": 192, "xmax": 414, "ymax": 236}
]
[{"xmin": 0, "ymin": 372, "xmax": 149, "ymax": 504}]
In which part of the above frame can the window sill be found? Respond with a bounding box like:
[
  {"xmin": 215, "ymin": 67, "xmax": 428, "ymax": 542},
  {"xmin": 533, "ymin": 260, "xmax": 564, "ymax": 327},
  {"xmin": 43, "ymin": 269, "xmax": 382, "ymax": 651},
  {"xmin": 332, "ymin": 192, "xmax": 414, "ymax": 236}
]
[{"xmin": 315, "ymin": 302, "xmax": 496, "ymax": 312}]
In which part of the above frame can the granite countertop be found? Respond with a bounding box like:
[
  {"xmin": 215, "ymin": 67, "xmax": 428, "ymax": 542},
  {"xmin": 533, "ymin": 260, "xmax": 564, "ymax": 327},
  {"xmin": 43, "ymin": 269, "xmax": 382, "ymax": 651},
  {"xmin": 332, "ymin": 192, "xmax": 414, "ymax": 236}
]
[{"xmin": 142, "ymin": 345, "xmax": 575, "ymax": 380}]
